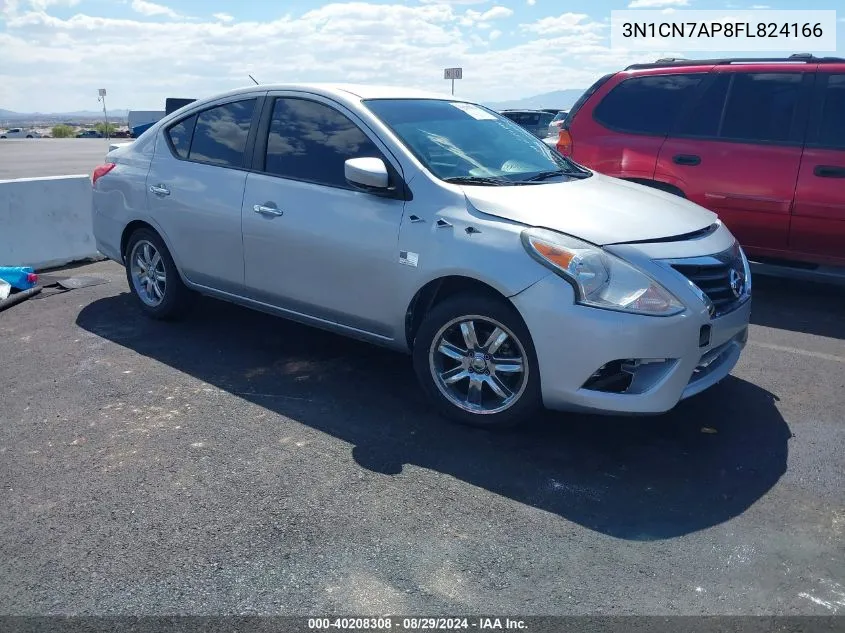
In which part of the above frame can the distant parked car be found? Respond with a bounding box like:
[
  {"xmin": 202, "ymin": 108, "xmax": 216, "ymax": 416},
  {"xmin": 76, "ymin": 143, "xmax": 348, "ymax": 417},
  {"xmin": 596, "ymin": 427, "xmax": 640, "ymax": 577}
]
[
  {"xmin": 500, "ymin": 109, "xmax": 556, "ymax": 138},
  {"xmin": 556, "ymin": 53, "xmax": 845, "ymax": 275},
  {"xmin": 547, "ymin": 110, "xmax": 568, "ymax": 139},
  {"xmin": 0, "ymin": 128, "xmax": 41, "ymax": 139},
  {"xmin": 77, "ymin": 130, "xmax": 103, "ymax": 138}
]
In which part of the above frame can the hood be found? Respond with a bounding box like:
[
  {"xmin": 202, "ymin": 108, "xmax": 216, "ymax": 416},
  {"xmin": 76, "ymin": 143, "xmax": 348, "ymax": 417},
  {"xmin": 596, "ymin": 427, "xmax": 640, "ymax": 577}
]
[{"xmin": 462, "ymin": 172, "xmax": 717, "ymax": 246}]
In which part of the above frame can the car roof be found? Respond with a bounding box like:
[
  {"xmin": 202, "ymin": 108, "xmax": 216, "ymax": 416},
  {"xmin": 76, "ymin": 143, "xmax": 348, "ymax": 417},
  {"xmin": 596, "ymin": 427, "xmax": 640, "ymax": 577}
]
[
  {"xmin": 624, "ymin": 54, "xmax": 845, "ymax": 72},
  {"xmin": 195, "ymin": 83, "xmax": 455, "ymax": 104}
]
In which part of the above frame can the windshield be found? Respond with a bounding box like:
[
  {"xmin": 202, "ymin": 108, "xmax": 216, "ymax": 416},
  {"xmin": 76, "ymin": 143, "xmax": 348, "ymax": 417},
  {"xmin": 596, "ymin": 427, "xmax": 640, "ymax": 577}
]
[
  {"xmin": 363, "ymin": 99, "xmax": 589, "ymax": 185},
  {"xmin": 551, "ymin": 111, "xmax": 567, "ymax": 123}
]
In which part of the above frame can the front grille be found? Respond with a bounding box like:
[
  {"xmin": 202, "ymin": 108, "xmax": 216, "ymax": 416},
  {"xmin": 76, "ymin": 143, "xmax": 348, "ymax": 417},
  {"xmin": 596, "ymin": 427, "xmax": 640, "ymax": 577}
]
[{"xmin": 671, "ymin": 252, "xmax": 746, "ymax": 317}]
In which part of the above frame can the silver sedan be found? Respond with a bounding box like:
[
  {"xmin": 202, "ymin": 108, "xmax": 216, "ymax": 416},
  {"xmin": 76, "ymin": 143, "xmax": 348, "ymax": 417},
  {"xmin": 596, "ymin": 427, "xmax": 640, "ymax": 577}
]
[{"xmin": 92, "ymin": 84, "xmax": 751, "ymax": 427}]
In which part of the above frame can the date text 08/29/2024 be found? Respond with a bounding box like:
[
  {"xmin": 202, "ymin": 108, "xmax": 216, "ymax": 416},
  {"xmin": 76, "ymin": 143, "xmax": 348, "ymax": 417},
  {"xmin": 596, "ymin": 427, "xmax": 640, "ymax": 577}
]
[{"xmin": 307, "ymin": 617, "xmax": 528, "ymax": 630}]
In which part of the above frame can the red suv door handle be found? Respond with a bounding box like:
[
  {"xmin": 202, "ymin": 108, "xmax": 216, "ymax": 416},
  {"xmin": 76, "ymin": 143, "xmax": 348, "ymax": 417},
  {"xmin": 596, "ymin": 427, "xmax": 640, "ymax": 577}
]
[
  {"xmin": 673, "ymin": 154, "xmax": 701, "ymax": 166},
  {"xmin": 813, "ymin": 165, "xmax": 845, "ymax": 178}
]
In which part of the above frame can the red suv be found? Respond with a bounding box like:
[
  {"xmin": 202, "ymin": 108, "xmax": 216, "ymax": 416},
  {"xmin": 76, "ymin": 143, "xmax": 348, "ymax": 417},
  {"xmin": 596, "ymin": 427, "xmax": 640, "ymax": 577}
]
[{"xmin": 557, "ymin": 54, "xmax": 845, "ymax": 275}]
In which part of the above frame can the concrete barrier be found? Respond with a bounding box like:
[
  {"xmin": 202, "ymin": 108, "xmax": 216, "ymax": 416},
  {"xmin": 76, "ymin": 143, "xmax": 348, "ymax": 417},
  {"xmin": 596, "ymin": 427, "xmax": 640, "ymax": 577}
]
[{"xmin": 0, "ymin": 174, "xmax": 102, "ymax": 270}]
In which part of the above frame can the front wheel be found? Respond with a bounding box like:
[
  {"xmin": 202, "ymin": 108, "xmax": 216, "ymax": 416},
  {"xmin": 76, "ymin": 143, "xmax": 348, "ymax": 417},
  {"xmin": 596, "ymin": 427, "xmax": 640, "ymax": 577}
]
[{"xmin": 412, "ymin": 293, "xmax": 542, "ymax": 428}]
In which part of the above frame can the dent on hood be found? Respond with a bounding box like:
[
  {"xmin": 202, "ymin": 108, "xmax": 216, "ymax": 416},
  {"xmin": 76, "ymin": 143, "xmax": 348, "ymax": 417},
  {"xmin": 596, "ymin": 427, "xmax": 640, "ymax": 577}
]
[{"xmin": 461, "ymin": 175, "xmax": 718, "ymax": 246}]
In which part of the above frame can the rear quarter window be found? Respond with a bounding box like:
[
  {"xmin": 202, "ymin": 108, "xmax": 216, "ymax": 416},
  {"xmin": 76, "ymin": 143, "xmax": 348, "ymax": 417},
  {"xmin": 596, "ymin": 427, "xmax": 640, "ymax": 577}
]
[{"xmin": 593, "ymin": 73, "xmax": 704, "ymax": 135}]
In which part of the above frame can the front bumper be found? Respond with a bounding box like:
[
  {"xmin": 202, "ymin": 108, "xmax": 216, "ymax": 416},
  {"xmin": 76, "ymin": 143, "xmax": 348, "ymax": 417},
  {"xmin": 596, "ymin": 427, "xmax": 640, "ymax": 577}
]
[{"xmin": 511, "ymin": 274, "xmax": 750, "ymax": 415}]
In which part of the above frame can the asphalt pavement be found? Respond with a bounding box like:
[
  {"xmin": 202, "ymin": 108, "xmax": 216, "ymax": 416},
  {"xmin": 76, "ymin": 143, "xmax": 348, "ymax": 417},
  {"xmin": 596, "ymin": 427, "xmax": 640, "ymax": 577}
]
[
  {"xmin": 0, "ymin": 261, "xmax": 843, "ymax": 615},
  {"xmin": 0, "ymin": 138, "xmax": 119, "ymax": 180}
]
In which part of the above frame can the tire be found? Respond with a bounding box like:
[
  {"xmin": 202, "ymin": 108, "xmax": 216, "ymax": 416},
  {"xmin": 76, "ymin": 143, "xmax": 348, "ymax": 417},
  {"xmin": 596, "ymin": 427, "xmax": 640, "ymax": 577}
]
[
  {"xmin": 124, "ymin": 228, "xmax": 192, "ymax": 320},
  {"xmin": 26, "ymin": 135, "xmax": 33, "ymax": 138},
  {"xmin": 412, "ymin": 293, "xmax": 542, "ymax": 428}
]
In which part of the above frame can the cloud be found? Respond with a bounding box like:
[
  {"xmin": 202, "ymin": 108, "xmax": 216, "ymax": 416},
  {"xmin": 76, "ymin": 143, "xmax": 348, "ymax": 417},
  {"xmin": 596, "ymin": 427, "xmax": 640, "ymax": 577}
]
[
  {"xmin": 0, "ymin": 2, "xmax": 660, "ymax": 112},
  {"xmin": 212, "ymin": 12, "xmax": 234, "ymax": 23},
  {"xmin": 131, "ymin": 0, "xmax": 180, "ymax": 19},
  {"xmin": 527, "ymin": 0, "xmax": 536, "ymax": 4},
  {"xmin": 520, "ymin": 12, "xmax": 606, "ymax": 36},
  {"xmin": 480, "ymin": 6, "xmax": 512, "ymax": 20},
  {"xmin": 750, "ymin": 4, "xmax": 770, "ymax": 7},
  {"xmin": 459, "ymin": 4, "xmax": 513, "ymax": 27},
  {"xmin": 28, "ymin": 0, "xmax": 80, "ymax": 10},
  {"xmin": 489, "ymin": 29, "xmax": 501, "ymax": 40},
  {"xmin": 627, "ymin": 0, "xmax": 689, "ymax": 7},
  {"xmin": 419, "ymin": 0, "xmax": 487, "ymax": 3}
]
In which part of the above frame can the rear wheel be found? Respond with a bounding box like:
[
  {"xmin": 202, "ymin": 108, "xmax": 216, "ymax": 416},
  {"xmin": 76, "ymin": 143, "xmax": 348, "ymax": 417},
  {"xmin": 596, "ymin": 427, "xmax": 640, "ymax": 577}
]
[
  {"xmin": 412, "ymin": 293, "xmax": 542, "ymax": 428},
  {"xmin": 124, "ymin": 228, "xmax": 191, "ymax": 319}
]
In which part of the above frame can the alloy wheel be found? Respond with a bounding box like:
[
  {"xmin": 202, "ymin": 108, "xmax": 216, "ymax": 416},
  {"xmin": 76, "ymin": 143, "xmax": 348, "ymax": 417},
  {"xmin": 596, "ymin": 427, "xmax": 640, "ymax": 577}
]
[
  {"xmin": 428, "ymin": 315, "xmax": 529, "ymax": 415},
  {"xmin": 129, "ymin": 240, "xmax": 167, "ymax": 307}
]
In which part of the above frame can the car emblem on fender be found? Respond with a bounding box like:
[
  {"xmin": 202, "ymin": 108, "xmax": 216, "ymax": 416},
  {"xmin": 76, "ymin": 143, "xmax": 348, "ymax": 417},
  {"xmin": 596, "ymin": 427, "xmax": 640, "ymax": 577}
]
[{"xmin": 729, "ymin": 268, "xmax": 744, "ymax": 299}]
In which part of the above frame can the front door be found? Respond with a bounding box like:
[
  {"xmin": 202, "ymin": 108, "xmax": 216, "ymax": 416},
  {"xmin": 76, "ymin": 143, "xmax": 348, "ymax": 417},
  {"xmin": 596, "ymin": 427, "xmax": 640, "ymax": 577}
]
[
  {"xmin": 791, "ymin": 71, "xmax": 845, "ymax": 265},
  {"xmin": 655, "ymin": 70, "xmax": 812, "ymax": 254},
  {"xmin": 240, "ymin": 95, "xmax": 406, "ymax": 339}
]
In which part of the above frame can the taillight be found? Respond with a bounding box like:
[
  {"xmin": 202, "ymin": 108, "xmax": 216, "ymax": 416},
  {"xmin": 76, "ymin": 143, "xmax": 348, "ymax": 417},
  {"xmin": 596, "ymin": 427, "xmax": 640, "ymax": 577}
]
[
  {"xmin": 92, "ymin": 162, "xmax": 115, "ymax": 186},
  {"xmin": 556, "ymin": 129, "xmax": 573, "ymax": 156}
]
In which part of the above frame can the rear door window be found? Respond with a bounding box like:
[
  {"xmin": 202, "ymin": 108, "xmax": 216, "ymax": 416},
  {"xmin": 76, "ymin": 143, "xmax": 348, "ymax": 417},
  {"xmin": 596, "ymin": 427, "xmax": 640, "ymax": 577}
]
[
  {"xmin": 187, "ymin": 99, "xmax": 256, "ymax": 167},
  {"xmin": 675, "ymin": 72, "xmax": 808, "ymax": 145},
  {"xmin": 593, "ymin": 73, "xmax": 704, "ymax": 135}
]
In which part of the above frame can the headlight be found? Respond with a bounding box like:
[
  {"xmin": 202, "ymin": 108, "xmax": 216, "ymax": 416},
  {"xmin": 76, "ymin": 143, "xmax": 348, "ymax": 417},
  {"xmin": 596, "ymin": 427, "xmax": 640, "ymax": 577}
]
[
  {"xmin": 739, "ymin": 244, "xmax": 752, "ymax": 298},
  {"xmin": 521, "ymin": 228, "xmax": 685, "ymax": 316}
]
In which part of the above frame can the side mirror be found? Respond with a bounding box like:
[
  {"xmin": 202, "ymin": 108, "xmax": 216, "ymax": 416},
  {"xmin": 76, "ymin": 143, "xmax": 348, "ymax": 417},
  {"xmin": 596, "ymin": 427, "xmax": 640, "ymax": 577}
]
[{"xmin": 345, "ymin": 157, "xmax": 390, "ymax": 191}]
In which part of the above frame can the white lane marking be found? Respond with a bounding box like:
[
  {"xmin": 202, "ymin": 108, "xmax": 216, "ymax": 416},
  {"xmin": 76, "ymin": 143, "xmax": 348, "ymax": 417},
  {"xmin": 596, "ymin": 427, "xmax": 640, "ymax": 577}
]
[
  {"xmin": 750, "ymin": 341, "xmax": 845, "ymax": 363},
  {"xmin": 798, "ymin": 592, "xmax": 841, "ymax": 613}
]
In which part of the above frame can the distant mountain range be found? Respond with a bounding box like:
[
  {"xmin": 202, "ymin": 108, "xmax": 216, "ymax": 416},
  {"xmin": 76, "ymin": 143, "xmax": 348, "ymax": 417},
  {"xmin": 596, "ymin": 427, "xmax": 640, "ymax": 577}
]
[
  {"xmin": 0, "ymin": 108, "xmax": 130, "ymax": 121},
  {"xmin": 484, "ymin": 89, "xmax": 586, "ymax": 112},
  {"xmin": 2, "ymin": 89, "xmax": 587, "ymax": 121}
]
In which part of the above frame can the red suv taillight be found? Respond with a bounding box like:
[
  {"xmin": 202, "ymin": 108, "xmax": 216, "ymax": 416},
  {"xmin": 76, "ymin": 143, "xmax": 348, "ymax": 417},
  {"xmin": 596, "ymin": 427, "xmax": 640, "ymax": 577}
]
[
  {"xmin": 556, "ymin": 128, "xmax": 573, "ymax": 156},
  {"xmin": 92, "ymin": 162, "xmax": 115, "ymax": 186}
]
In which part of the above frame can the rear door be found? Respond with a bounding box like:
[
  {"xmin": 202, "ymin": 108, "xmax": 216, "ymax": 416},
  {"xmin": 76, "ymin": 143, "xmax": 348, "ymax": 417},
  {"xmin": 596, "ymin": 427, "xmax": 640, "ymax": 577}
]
[
  {"xmin": 655, "ymin": 69, "xmax": 813, "ymax": 254},
  {"xmin": 572, "ymin": 72, "xmax": 705, "ymax": 179},
  {"xmin": 145, "ymin": 97, "xmax": 261, "ymax": 293},
  {"xmin": 791, "ymin": 70, "xmax": 845, "ymax": 265}
]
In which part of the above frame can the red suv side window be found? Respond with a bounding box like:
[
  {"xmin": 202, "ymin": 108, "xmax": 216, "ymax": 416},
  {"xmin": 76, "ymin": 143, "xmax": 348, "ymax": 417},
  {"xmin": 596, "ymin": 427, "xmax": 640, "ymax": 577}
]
[
  {"xmin": 593, "ymin": 74, "xmax": 705, "ymax": 136},
  {"xmin": 674, "ymin": 72, "xmax": 807, "ymax": 144}
]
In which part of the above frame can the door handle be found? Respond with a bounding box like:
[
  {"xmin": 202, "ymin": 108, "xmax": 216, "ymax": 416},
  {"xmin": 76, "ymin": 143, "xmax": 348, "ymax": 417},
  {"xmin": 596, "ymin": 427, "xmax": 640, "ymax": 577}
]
[
  {"xmin": 813, "ymin": 165, "xmax": 845, "ymax": 178},
  {"xmin": 149, "ymin": 184, "xmax": 170, "ymax": 196},
  {"xmin": 253, "ymin": 204, "xmax": 284, "ymax": 217},
  {"xmin": 673, "ymin": 154, "xmax": 701, "ymax": 166}
]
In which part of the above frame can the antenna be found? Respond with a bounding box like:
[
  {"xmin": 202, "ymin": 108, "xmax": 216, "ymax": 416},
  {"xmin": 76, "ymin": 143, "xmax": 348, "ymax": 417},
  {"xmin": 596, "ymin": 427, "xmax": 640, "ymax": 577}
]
[{"xmin": 249, "ymin": 75, "xmax": 259, "ymax": 85}]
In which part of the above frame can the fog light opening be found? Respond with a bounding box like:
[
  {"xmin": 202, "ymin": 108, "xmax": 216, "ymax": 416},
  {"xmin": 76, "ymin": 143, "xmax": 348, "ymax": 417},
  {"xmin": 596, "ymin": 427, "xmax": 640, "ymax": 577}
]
[{"xmin": 583, "ymin": 358, "xmax": 674, "ymax": 394}]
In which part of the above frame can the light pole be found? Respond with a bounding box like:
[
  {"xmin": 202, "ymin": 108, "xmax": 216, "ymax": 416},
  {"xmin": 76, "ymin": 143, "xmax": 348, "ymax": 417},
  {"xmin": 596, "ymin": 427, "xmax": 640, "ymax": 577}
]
[{"xmin": 97, "ymin": 88, "xmax": 110, "ymax": 141}]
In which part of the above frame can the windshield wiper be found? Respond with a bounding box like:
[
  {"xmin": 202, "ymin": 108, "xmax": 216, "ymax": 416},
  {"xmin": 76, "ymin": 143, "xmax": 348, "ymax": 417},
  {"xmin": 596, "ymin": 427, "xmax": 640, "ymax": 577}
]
[
  {"xmin": 443, "ymin": 176, "xmax": 510, "ymax": 186},
  {"xmin": 521, "ymin": 169, "xmax": 591, "ymax": 183}
]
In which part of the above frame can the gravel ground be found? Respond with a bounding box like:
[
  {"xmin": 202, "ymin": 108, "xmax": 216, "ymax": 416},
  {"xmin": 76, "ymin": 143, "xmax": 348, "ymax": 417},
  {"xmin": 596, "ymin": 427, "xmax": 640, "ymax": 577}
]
[{"xmin": 0, "ymin": 261, "xmax": 843, "ymax": 615}]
